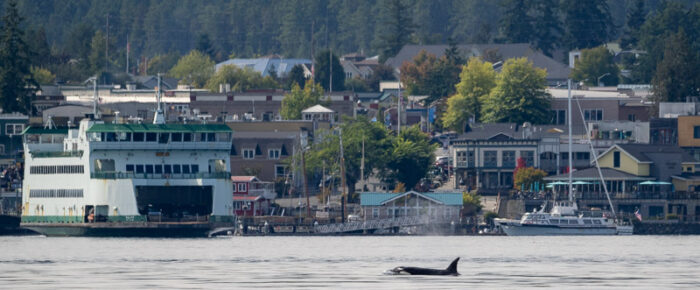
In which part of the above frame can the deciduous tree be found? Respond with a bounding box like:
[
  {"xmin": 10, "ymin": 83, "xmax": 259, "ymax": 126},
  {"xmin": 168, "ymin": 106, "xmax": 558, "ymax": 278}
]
[
  {"xmin": 169, "ymin": 50, "xmax": 214, "ymax": 88},
  {"xmin": 205, "ymin": 64, "xmax": 278, "ymax": 93},
  {"xmin": 386, "ymin": 126, "xmax": 437, "ymax": 190},
  {"xmin": 570, "ymin": 46, "xmax": 620, "ymax": 86},
  {"xmin": 280, "ymin": 80, "xmax": 325, "ymax": 120},
  {"xmin": 513, "ymin": 167, "xmax": 547, "ymax": 190},
  {"xmin": 442, "ymin": 58, "xmax": 496, "ymax": 132}
]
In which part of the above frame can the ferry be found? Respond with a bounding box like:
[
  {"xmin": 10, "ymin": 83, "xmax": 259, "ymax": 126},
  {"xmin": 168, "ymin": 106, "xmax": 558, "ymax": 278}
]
[{"xmin": 20, "ymin": 79, "xmax": 235, "ymax": 237}]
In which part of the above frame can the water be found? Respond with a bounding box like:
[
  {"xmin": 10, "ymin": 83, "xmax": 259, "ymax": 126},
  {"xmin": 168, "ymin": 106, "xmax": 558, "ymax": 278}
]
[{"xmin": 1, "ymin": 235, "xmax": 699, "ymax": 289}]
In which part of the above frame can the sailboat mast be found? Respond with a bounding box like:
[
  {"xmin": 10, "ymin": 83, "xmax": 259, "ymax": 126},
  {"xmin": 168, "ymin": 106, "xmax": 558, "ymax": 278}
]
[
  {"xmin": 339, "ymin": 128, "xmax": 347, "ymax": 222},
  {"xmin": 567, "ymin": 79, "xmax": 573, "ymax": 202}
]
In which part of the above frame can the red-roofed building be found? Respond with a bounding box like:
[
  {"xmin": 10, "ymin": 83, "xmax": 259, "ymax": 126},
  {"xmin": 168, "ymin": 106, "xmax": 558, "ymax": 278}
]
[{"xmin": 232, "ymin": 176, "xmax": 276, "ymax": 216}]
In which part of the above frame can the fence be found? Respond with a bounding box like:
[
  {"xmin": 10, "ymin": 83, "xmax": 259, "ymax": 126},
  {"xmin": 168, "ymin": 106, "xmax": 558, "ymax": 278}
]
[{"xmin": 314, "ymin": 215, "xmax": 455, "ymax": 234}]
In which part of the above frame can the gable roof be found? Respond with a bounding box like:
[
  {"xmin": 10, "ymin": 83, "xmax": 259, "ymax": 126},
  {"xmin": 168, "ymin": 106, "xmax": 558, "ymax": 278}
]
[
  {"xmin": 231, "ymin": 176, "xmax": 259, "ymax": 182},
  {"xmin": 360, "ymin": 191, "xmax": 462, "ymax": 206},
  {"xmin": 544, "ymin": 167, "xmax": 653, "ymax": 181},
  {"xmin": 595, "ymin": 144, "xmax": 697, "ymax": 164},
  {"xmin": 302, "ymin": 104, "xmax": 334, "ymax": 113},
  {"xmin": 385, "ymin": 43, "xmax": 570, "ymax": 81}
]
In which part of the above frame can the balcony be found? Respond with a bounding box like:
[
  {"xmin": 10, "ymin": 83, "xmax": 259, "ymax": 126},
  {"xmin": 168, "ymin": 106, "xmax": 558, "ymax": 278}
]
[{"xmin": 91, "ymin": 171, "xmax": 231, "ymax": 180}]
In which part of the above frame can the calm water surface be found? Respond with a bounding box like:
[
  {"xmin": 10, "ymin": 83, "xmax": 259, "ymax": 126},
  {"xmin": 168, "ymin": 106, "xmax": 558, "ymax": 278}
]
[{"xmin": 1, "ymin": 235, "xmax": 699, "ymax": 289}]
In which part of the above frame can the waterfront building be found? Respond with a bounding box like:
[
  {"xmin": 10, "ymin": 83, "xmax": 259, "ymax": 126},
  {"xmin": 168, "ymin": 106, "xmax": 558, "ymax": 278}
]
[
  {"xmin": 232, "ymin": 176, "xmax": 275, "ymax": 216},
  {"xmin": 359, "ymin": 191, "xmax": 462, "ymax": 221}
]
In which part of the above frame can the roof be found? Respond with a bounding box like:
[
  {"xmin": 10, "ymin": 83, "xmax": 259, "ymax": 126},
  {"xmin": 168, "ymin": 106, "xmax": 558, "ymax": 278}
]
[
  {"xmin": 215, "ymin": 58, "xmax": 312, "ymax": 78},
  {"xmin": 233, "ymin": 196, "xmax": 263, "ymax": 201},
  {"xmin": 360, "ymin": 191, "xmax": 462, "ymax": 206},
  {"xmin": 302, "ymin": 104, "xmax": 334, "ymax": 113},
  {"xmin": 22, "ymin": 126, "xmax": 69, "ymax": 135},
  {"xmin": 544, "ymin": 167, "xmax": 653, "ymax": 181},
  {"xmin": 86, "ymin": 123, "xmax": 232, "ymax": 133},
  {"xmin": 452, "ymin": 123, "xmax": 582, "ymax": 142},
  {"xmin": 231, "ymin": 176, "xmax": 259, "ymax": 182},
  {"xmin": 595, "ymin": 144, "xmax": 697, "ymax": 164},
  {"xmin": 385, "ymin": 43, "xmax": 570, "ymax": 80}
]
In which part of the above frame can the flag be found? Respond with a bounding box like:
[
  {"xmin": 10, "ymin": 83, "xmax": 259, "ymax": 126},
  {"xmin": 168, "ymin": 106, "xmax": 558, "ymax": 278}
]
[{"xmin": 634, "ymin": 209, "xmax": 642, "ymax": 221}]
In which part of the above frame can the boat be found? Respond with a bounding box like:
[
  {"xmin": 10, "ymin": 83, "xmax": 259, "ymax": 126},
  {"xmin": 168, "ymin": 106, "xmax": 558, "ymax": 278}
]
[
  {"xmin": 19, "ymin": 76, "xmax": 235, "ymax": 237},
  {"xmin": 494, "ymin": 79, "xmax": 633, "ymax": 236}
]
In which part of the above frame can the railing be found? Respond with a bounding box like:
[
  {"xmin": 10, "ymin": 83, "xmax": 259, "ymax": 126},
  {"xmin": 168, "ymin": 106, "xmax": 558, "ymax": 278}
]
[
  {"xmin": 30, "ymin": 151, "xmax": 84, "ymax": 158},
  {"xmin": 314, "ymin": 215, "xmax": 455, "ymax": 234},
  {"xmin": 91, "ymin": 171, "xmax": 231, "ymax": 180}
]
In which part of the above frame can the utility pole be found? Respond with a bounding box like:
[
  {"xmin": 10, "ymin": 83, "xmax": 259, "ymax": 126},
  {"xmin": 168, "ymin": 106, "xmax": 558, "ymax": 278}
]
[
  {"xmin": 339, "ymin": 128, "xmax": 347, "ymax": 223},
  {"xmin": 310, "ymin": 21, "xmax": 315, "ymax": 81},
  {"xmin": 397, "ymin": 70, "xmax": 401, "ymax": 135},
  {"xmin": 126, "ymin": 34, "xmax": 129, "ymax": 74},
  {"xmin": 567, "ymin": 78, "xmax": 573, "ymax": 202},
  {"xmin": 105, "ymin": 14, "xmax": 109, "ymax": 73},
  {"xmin": 360, "ymin": 134, "xmax": 365, "ymax": 191},
  {"xmin": 301, "ymin": 148, "xmax": 310, "ymax": 219},
  {"xmin": 329, "ymin": 48, "xmax": 333, "ymax": 95}
]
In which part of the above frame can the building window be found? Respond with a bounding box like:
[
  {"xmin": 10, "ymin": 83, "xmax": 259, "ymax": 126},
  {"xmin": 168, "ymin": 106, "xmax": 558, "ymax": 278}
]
[
  {"xmin": 275, "ymin": 165, "xmax": 289, "ymax": 178},
  {"xmin": 613, "ymin": 151, "xmax": 620, "ymax": 168},
  {"xmin": 584, "ymin": 109, "xmax": 603, "ymax": 121},
  {"xmin": 694, "ymin": 126, "xmax": 700, "ymax": 139},
  {"xmin": 268, "ymin": 149, "xmax": 281, "ymax": 160},
  {"xmin": 484, "ymin": 151, "xmax": 497, "ymax": 167},
  {"xmin": 372, "ymin": 208, "xmax": 379, "ymax": 218},
  {"xmin": 628, "ymin": 114, "xmax": 636, "ymax": 121},
  {"xmin": 521, "ymin": 151, "xmax": 534, "ymax": 167},
  {"xmin": 243, "ymin": 149, "xmax": 255, "ymax": 159},
  {"xmin": 575, "ymin": 152, "xmax": 590, "ymax": 160},
  {"xmin": 502, "ymin": 151, "xmax": 516, "ymax": 168},
  {"xmin": 552, "ymin": 110, "xmax": 566, "ymax": 125},
  {"xmin": 5, "ymin": 124, "xmax": 24, "ymax": 136},
  {"xmin": 238, "ymin": 183, "xmax": 247, "ymax": 192}
]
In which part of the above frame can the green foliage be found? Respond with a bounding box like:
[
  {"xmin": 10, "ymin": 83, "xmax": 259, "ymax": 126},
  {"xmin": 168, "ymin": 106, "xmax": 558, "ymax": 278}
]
[
  {"xmin": 285, "ymin": 64, "xmax": 307, "ymax": 90},
  {"xmin": 462, "ymin": 192, "xmax": 482, "ymax": 216},
  {"xmin": 280, "ymin": 80, "xmax": 325, "ymax": 120},
  {"xmin": 205, "ymin": 64, "xmax": 278, "ymax": 92},
  {"xmin": 314, "ymin": 50, "xmax": 345, "ymax": 92},
  {"xmin": 513, "ymin": 167, "xmax": 547, "ymax": 190},
  {"xmin": 366, "ymin": 64, "xmax": 396, "ymax": 91},
  {"xmin": 483, "ymin": 211, "xmax": 499, "ymax": 224},
  {"xmin": 651, "ymin": 30, "xmax": 700, "ymax": 105},
  {"xmin": 345, "ymin": 77, "xmax": 371, "ymax": 93},
  {"xmin": 169, "ymin": 50, "xmax": 214, "ymax": 88},
  {"xmin": 26, "ymin": 27, "xmax": 50, "ymax": 66},
  {"xmin": 499, "ymin": 0, "xmax": 532, "ymax": 43},
  {"xmin": 374, "ymin": 0, "xmax": 415, "ymax": 62},
  {"xmin": 570, "ymin": 46, "xmax": 620, "ymax": 86},
  {"xmin": 386, "ymin": 126, "xmax": 437, "ymax": 190},
  {"xmin": 442, "ymin": 58, "xmax": 496, "ymax": 132},
  {"xmin": 196, "ymin": 33, "xmax": 215, "ymax": 59},
  {"xmin": 30, "ymin": 66, "xmax": 54, "ymax": 85},
  {"xmin": 0, "ymin": 0, "xmax": 36, "ymax": 114},
  {"xmin": 147, "ymin": 53, "xmax": 180, "ymax": 75},
  {"xmin": 562, "ymin": 0, "xmax": 613, "ymax": 49},
  {"xmin": 621, "ymin": 0, "xmax": 646, "ymax": 49},
  {"xmin": 400, "ymin": 50, "xmax": 461, "ymax": 105},
  {"xmin": 88, "ymin": 30, "xmax": 108, "ymax": 74},
  {"xmin": 531, "ymin": 0, "xmax": 563, "ymax": 56},
  {"xmin": 481, "ymin": 58, "xmax": 550, "ymax": 124}
]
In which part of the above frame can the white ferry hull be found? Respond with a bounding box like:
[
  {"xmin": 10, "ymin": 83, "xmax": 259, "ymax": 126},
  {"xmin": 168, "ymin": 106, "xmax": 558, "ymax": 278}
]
[{"xmin": 500, "ymin": 223, "xmax": 618, "ymax": 236}]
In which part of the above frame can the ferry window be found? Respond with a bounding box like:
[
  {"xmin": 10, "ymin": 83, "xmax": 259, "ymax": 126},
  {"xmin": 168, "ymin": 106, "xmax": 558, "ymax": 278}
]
[
  {"xmin": 191, "ymin": 164, "xmax": 199, "ymax": 173},
  {"xmin": 145, "ymin": 165, "xmax": 154, "ymax": 174},
  {"xmin": 95, "ymin": 159, "xmax": 115, "ymax": 172},
  {"xmin": 146, "ymin": 133, "xmax": 157, "ymax": 142},
  {"xmin": 199, "ymin": 133, "xmax": 206, "ymax": 142},
  {"xmin": 207, "ymin": 133, "xmax": 216, "ymax": 142},
  {"xmin": 158, "ymin": 133, "xmax": 169, "ymax": 144},
  {"xmin": 173, "ymin": 164, "xmax": 181, "ymax": 174},
  {"xmin": 171, "ymin": 133, "xmax": 182, "ymax": 142},
  {"xmin": 126, "ymin": 164, "xmax": 134, "ymax": 172},
  {"xmin": 133, "ymin": 133, "xmax": 144, "ymax": 142},
  {"xmin": 583, "ymin": 219, "xmax": 592, "ymax": 224},
  {"xmin": 106, "ymin": 132, "xmax": 117, "ymax": 142},
  {"xmin": 216, "ymin": 133, "xmax": 230, "ymax": 142},
  {"xmin": 164, "ymin": 165, "xmax": 172, "ymax": 174},
  {"xmin": 154, "ymin": 165, "xmax": 163, "ymax": 174},
  {"xmin": 26, "ymin": 134, "xmax": 39, "ymax": 143},
  {"xmin": 551, "ymin": 219, "xmax": 559, "ymax": 224},
  {"xmin": 182, "ymin": 165, "xmax": 190, "ymax": 174},
  {"xmin": 136, "ymin": 165, "xmax": 144, "ymax": 173},
  {"xmin": 183, "ymin": 133, "xmax": 192, "ymax": 142},
  {"xmin": 593, "ymin": 220, "xmax": 601, "ymax": 224}
]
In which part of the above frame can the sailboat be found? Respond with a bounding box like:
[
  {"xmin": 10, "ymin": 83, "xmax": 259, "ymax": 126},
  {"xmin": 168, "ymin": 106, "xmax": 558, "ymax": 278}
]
[{"xmin": 495, "ymin": 80, "xmax": 633, "ymax": 236}]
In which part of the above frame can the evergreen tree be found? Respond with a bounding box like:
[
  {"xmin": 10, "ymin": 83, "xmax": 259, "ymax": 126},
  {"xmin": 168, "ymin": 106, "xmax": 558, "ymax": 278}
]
[
  {"xmin": 621, "ymin": 0, "xmax": 646, "ymax": 49},
  {"xmin": 562, "ymin": 0, "xmax": 613, "ymax": 50},
  {"xmin": 88, "ymin": 30, "xmax": 107, "ymax": 74},
  {"xmin": 286, "ymin": 64, "xmax": 307, "ymax": 90},
  {"xmin": 374, "ymin": 0, "xmax": 415, "ymax": 62},
  {"xmin": 0, "ymin": 0, "xmax": 36, "ymax": 114},
  {"xmin": 313, "ymin": 50, "xmax": 345, "ymax": 92},
  {"xmin": 196, "ymin": 33, "xmax": 215, "ymax": 59},
  {"xmin": 651, "ymin": 30, "xmax": 700, "ymax": 105},
  {"xmin": 531, "ymin": 0, "xmax": 562, "ymax": 56},
  {"xmin": 26, "ymin": 27, "xmax": 51, "ymax": 67},
  {"xmin": 499, "ymin": 0, "xmax": 533, "ymax": 43}
]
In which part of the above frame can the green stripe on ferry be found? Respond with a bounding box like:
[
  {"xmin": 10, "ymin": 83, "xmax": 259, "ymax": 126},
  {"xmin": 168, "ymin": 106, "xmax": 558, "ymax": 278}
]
[{"xmin": 86, "ymin": 123, "xmax": 231, "ymax": 133}]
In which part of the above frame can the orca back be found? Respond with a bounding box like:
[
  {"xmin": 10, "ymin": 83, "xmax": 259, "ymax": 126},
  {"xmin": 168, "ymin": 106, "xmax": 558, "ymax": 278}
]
[{"xmin": 445, "ymin": 257, "xmax": 459, "ymax": 274}]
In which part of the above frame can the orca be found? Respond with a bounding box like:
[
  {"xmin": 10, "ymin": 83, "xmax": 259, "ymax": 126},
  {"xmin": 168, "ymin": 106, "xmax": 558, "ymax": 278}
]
[{"xmin": 388, "ymin": 257, "xmax": 460, "ymax": 276}]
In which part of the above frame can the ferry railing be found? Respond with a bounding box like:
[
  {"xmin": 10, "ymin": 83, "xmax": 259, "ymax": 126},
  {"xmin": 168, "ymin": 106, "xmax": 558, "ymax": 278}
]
[
  {"xmin": 91, "ymin": 171, "xmax": 232, "ymax": 179},
  {"xmin": 29, "ymin": 151, "xmax": 84, "ymax": 158}
]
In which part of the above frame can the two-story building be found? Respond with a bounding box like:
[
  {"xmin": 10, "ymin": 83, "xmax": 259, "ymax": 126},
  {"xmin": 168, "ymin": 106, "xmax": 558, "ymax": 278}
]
[
  {"xmin": 0, "ymin": 113, "xmax": 28, "ymax": 165},
  {"xmin": 232, "ymin": 176, "xmax": 276, "ymax": 216}
]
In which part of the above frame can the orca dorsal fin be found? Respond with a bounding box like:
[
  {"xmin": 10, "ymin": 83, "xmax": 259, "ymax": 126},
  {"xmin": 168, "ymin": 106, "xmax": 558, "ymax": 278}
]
[{"xmin": 446, "ymin": 257, "xmax": 459, "ymax": 274}]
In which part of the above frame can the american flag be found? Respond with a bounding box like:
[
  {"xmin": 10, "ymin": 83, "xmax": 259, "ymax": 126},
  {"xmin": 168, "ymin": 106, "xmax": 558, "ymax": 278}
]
[{"xmin": 634, "ymin": 209, "xmax": 642, "ymax": 221}]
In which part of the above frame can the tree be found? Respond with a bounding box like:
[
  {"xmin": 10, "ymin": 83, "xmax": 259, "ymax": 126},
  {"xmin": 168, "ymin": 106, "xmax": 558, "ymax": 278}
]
[
  {"xmin": 147, "ymin": 52, "xmax": 180, "ymax": 75},
  {"xmin": 400, "ymin": 50, "xmax": 461, "ymax": 105},
  {"xmin": 65, "ymin": 23, "xmax": 94, "ymax": 73},
  {"xmin": 651, "ymin": 30, "xmax": 700, "ymax": 105},
  {"xmin": 462, "ymin": 192, "xmax": 482, "ymax": 216},
  {"xmin": 88, "ymin": 30, "xmax": 108, "ymax": 74},
  {"xmin": 443, "ymin": 58, "xmax": 496, "ymax": 132},
  {"xmin": 31, "ymin": 67, "xmax": 55, "ymax": 85},
  {"xmin": 481, "ymin": 58, "xmax": 551, "ymax": 124},
  {"xmin": 169, "ymin": 50, "xmax": 214, "ymax": 88},
  {"xmin": 305, "ymin": 116, "xmax": 393, "ymax": 196},
  {"xmin": 196, "ymin": 33, "xmax": 215, "ymax": 59},
  {"xmin": 531, "ymin": 0, "xmax": 562, "ymax": 56},
  {"xmin": 621, "ymin": 0, "xmax": 646, "ymax": 49},
  {"xmin": 570, "ymin": 46, "xmax": 620, "ymax": 86},
  {"xmin": 0, "ymin": 0, "xmax": 36, "ymax": 114},
  {"xmin": 26, "ymin": 27, "xmax": 50, "ymax": 67},
  {"xmin": 313, "ymin": 50, "xmax": 345, "ymax": 92},
  {"xmin": 280, "ymin": 80, "xmax": 325, "ymax": 120},
  {"xmin": 374, "ymin": 0, "xmax": 415, "ymax": 62},
  {"xmin": 366, "ymin": 63, "xmax": 396, "ymax": 91},
  {"xmin": 513, "ymin": 167, "xmax": 547, "ymax": 190},
  {"xmin": 285, "ymin": 64, "xmax": 307, "ymax": 90},
  {"xmin": 386, "ymin": 126, "xmax": 437, "ymax": 190},
  {"xmin": 205, "ymin": 64, "xmax": 278, "ymax": 92},
  {"xmin": 499, "ymin": 0, "xmax": 533, "ymax": 43},
  {"xmin": 562, "ymin": 0, "xmax": 613, "ymax": 50}
]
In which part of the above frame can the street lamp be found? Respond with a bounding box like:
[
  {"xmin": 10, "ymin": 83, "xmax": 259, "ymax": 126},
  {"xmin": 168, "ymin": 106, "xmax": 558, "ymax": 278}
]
[{"xmin": 597, "ymin": 73, "xmax": 611, "ymax": 87}]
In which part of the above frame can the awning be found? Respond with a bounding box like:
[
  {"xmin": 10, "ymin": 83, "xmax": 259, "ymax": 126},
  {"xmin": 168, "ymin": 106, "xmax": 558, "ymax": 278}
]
[
  {"xmin": 639, "ymin": 181, "xmax": 672, "ymax": 185},
  {"xmin": 572, "ymin": 181, "xmax": 592, "ymax": 185}
]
